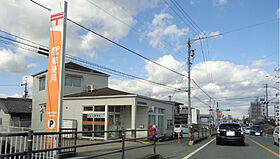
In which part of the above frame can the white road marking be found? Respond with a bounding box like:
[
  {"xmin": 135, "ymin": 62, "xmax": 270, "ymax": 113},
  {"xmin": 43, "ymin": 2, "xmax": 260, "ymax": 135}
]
[{"xmin": 182, "ymin": 137, "xmax": 216, "ymax": 159}]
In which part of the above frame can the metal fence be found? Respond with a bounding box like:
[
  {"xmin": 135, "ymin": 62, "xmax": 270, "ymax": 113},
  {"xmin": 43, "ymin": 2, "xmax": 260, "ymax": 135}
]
[{"xmin": 0, "ymin": 128, "xmax": 157, "ymax": 159}]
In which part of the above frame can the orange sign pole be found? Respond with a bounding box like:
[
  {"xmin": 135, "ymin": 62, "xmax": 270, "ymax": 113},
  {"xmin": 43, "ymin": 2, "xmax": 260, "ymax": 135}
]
[{"xmin": 45, "ymin": 1, "xmax": 67, "ymax": 157}]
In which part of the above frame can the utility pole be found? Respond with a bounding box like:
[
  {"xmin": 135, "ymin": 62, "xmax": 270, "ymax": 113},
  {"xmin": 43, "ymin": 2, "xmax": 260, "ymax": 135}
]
[
  {"xmin": 216, "ymin": 102, "xmax": 219, "ymax": 126},
  {"xmin": 187, "ymin": 38, "xmax": 192, "ymax": 136},
  {"xmin": 21, "ymin": 77, "xmax": 28, "ymax": 98},
  {"xmin": 265, "ymin": 84, "xmax": 268, "ymax": 119}
]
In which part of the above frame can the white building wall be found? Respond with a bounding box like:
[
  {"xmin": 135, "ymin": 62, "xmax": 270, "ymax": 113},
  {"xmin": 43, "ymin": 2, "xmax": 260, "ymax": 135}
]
[
  {"xmin": 31, "ymin": 69, "xmax": 108, "ymax": 130},
  {"xmin": 0, "ymin": 109, "xmax": 11, "ymax": 127}
]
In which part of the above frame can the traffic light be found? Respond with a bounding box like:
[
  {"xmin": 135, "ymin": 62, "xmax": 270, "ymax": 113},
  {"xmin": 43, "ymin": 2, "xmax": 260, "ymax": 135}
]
[{"xmin": 225, "ymin": 109, "xmax": 230, "ymax": 111}]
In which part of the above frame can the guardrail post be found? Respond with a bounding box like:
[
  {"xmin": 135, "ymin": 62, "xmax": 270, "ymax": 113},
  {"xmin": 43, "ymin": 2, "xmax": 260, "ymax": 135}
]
[
  {"xmin": 27, "ymin": 130, "xmax": 33, "ymax": 159},
  {"xmin": 74, "ymin": 128, "xmax": 77, "ymax": 154},
  {"xmin": 121, "ymin": 129, "xmax": 125, "ymax": 159},
  {"xmin": 134, "ymin": 129, "xmax": 136, "ymax": 142},
  {"xmin": 153, "ymin": 128, "xmax": 156, "ymax": 155},
  {"xmin": 58, "ymin": 128, "xmax": 62, "ymax": 157}
]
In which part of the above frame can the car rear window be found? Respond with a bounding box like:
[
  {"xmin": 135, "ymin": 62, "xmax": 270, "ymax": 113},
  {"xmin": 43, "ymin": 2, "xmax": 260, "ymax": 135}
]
[
  {"xmin": 219, "ymin": 124, "xmax": 240, "ymax": 130},
  {"xmin": 251, "ymin": 126, "xmax": 261, "ymax": 130}
]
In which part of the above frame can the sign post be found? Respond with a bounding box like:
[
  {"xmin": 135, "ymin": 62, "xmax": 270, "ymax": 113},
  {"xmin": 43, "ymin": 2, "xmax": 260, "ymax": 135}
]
[{"xmin": 45, "ymin": 1, "xmax": 67, "ymax": 157}]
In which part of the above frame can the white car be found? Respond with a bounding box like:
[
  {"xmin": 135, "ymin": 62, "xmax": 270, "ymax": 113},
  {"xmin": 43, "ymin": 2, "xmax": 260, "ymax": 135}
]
[
  {"xmin": 174, "ymin": 124, "xmax": 188, "ymax": 137},
  {"xmin": 245, "ymin": 127, "xmax": 251, "ymax": 134},
  {"xmin": 273, "ymin": 126, "xmax": 279, "ymax": 145}
]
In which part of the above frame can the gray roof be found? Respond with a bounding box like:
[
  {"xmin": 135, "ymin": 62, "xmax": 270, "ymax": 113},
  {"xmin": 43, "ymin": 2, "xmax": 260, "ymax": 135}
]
[
  {"xmin": 0, "ymin": 98, "xmax": 32, "ymax": 114},
  {"xmin": 32, "ymin": 62, "xmax": 109, "ymax": 77}
]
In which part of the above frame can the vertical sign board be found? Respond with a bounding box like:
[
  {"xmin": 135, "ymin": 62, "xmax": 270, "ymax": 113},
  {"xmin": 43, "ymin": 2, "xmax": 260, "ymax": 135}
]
[{"xmin": 45, "ymin": 1, "xmax": 67, "ymax": 154}]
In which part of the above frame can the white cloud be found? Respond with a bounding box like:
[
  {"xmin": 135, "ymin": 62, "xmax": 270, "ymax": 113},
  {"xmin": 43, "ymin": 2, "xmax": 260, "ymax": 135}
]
[
  {"xmin": 0, "ymin": 48, "xmax": 36, "ymax": 74},
  {"xmin": 214, "ymin": 0, "xmax": 227, "ymax": 6},
  {"xmin": 110, "ymin": 55, "xmax": 274, "ymax": 119},
  {"xmin": 0, "ymin": 93, "xmax": 23, "ymax": 98},
  {"xmin": 277, "ymin": 8, "xmax": 280, "ymax": 18},
  {"xmin": 145, "ymin": 12, "xmax": 189, "ymax": 51},
  {"xmin": 251, "ymin": 59, "xmax": 276, "ymax": 69},
  {"xmin": 0, "ymin": 0, "xmax": 158, "ymax": 58}
]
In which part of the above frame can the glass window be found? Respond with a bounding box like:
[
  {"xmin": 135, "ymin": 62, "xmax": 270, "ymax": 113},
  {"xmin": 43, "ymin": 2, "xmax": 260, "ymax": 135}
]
[
  {"xmin": 39, "ymin": 77, "xmax": 45, "ymax": 91},
  {"xmin": 65, "ymin": 77, "xmax": 72, "ymax": 86},
  {"xmin": 108, "ymin": 106, "xmax": 114, "ymax": 112},
  {"xmin": 115, "ymin": 106, "xmax": 121, "ymax": 112},
  {"xmin": 94, "ymin": 106, "xmax": 105, "ymax": 112},
  {"xmin": 65, "ymin": 76, "xmax": 81, "ymax": 87},
  {"xmin": 72, "ymin": 77, "xmax": 81, "ymax": 87},
  {"xmin": 84, "ymin": 106, "xmax": 93, "ymax": 111},
  {"xmin": 158, "ymin": 108, "xmax": 165, "ymax": 114}
]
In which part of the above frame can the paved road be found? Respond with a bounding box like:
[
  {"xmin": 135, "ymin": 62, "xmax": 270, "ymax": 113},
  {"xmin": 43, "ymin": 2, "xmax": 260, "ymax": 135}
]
[
  {"xmin": 185, "ymin": 135, "xmax": 279, "ymax": 159},
  {"xmin": 73, "ymin": 135, "xmax": 279, "ymax": 159}
]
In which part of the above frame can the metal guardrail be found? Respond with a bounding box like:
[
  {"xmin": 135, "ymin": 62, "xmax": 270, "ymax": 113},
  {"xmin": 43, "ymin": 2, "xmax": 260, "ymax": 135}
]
[
  {"xmin": 190, "ymin": 128, "xmax": 217, "ymax": 144},
  {"xmin": 0, "ymin": 128, "xmax": 157, "ymax": 159}
]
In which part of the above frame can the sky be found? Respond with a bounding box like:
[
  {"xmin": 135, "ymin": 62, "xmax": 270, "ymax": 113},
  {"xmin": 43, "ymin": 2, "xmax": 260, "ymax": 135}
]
[{"xmin": 0, "ymin": 0, "xmax": 279, "ymax": 119}]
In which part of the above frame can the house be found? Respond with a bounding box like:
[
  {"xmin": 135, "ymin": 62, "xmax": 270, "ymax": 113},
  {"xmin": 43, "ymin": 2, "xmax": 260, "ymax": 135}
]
[
  {"xmin": 64, "ymin": 87, "xmax": 175, "ymax": 140},
  {"xmin": 32, "ymin": 62, "xmax": 176, "ymax": 140},
  {"xmin": 31, "ymin": 62, "xmax": 109, "ymax": 130},
  {"xmin": 0, "ymin": 97, "xmax": 32, "ymax": 129}
]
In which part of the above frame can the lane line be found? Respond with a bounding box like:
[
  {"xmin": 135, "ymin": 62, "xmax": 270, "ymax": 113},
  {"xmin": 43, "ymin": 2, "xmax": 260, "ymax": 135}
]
[
  {"xmin": 182, "ymin": 138, "xmax": 215, "ymax": 159},
  {"xmin": 247, "ymin": 136, "xmax": 280, "ymax": 158}
]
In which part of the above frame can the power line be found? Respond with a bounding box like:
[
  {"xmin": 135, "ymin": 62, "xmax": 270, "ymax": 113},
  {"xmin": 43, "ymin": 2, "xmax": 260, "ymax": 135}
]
[
  {"xmin": 0, "ymin": 34, "xmax": 188, "ymax": 93},
  {"xmin": 86, "ymin": 0, "xmax": 186, "ymax": 59},
  {"xmin": 67, "ymin": 18, "xmax": 187, "ymax": 77}
]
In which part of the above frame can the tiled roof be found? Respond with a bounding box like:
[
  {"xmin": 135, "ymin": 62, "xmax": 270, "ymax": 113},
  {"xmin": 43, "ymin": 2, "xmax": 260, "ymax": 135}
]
[
  {"xmin": 0, "ymin": 98, "xmax": 32, "ymax": 114},
  {"xmin": 32, "ymin": 62, "xmax": 109, "ymax": 77},
  {"xmin": 64, "ymin": 87, "xmax": 133, "ymax": 97}
]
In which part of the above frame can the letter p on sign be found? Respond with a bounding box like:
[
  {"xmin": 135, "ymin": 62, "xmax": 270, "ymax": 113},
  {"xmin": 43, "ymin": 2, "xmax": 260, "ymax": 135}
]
[{"xmin": 48, "ymin": 119, "xmax": 55, "ymax": 129}]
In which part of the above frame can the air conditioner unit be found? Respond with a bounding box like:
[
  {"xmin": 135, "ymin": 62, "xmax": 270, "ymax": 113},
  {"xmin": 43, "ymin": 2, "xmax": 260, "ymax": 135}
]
[{"xmin": 87, "ymin": 84, "xmax": 95, "ymax": 92}]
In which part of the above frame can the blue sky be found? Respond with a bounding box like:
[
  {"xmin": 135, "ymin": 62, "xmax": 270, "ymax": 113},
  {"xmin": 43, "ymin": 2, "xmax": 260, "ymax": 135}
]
[{"xmin": 0, "ymin": 0, "xmax": 279, "ymax": 118}]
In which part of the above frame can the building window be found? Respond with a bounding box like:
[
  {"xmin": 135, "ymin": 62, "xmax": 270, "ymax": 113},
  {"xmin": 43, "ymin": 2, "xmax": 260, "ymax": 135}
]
[
  {"xmin": 94, "ymin": 106, "xmax": 105, "ymax": 112},
  {"xmin": 108, "ymin": 106, "xmax": 114, "ymax": 112},
  {"xmin": 115, "ymin": 106, "xmax": 121, "ymax": 112},
  {"xmin": 84, "ymin": 106, "xmax": 93, "ymax": 111},
  {"xmin": 39, "ymin": 76, "xmax": 45, "ymax": 91},
  {"xmin": 40, "ymin": 104, "xmax": 46, "ymax": 122},
  {"xmin": 65, "ymin": 76, "xmax": 81, "ymax": 87},
  {"xmin": 158, "ymin": 108, "xmax": 165, "ymax": 114}
]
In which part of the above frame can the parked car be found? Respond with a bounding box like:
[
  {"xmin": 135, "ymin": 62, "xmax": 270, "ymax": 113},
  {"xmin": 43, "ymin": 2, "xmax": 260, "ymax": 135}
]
[
  {"xmin": 245, "ymin": 127, "xmax": 251, "ymax": 134},
  {"xmin": 216, "ymin": 123, "xmax": 245, "ymax": 146},
  {"xmin": 250, "ymin": 125, "xmax": 262, "ymax": 136},
  {"xmin": 174, "ymin": 124, "xmax": 188, "ymax": 138},
  {"xmin": 273, "ymin": 126, "xmax": 279, "ymax": 145}
]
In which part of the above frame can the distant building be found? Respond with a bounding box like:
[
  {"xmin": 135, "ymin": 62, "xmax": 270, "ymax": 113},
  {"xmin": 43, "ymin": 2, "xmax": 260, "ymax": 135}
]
[
  {"xmin": 174, "ymin": 104, "xmax": 188, "ymax": 125},
  {"xmin": 0, "ymin": 97, "xmax": 32, "ymax": 129},
  {"xmin": 249, "ymin": 98, "xmax": 264, "ymax": 123},
  {"xmin": 192, "ymin": 108, "xmax": 200, "ymax": 124}
]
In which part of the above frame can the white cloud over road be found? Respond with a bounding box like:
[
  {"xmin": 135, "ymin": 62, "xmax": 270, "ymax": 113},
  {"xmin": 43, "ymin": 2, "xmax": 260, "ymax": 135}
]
[{"xmin": 110, "ymin": 55, "xmax": 274, "ymax": 119}]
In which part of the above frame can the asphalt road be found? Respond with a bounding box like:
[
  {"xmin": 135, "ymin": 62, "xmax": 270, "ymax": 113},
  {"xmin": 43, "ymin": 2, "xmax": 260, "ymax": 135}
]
[
  {"xmin": 185, "ymin": 135, "xmax": 279, "ymax": 159},
  {"xmin": 73, "ymin": 135, "xmax": 279, "ymax": 159}
]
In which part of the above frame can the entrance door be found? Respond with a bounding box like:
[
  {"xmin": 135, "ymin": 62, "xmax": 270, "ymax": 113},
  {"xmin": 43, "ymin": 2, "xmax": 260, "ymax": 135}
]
[{"xmin": 93, "ymin": 116, "xmax": 105, "ymax": 138}]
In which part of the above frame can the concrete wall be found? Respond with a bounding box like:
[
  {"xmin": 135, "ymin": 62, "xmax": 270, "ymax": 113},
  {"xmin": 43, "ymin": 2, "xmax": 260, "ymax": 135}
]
[
  {"xmin": 31, "ymin": 69, "xmax": 108, "ymax": 130},
  {"xmin": 0, "ymin": 109, "xmax": 10, "ymax": 126}
]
